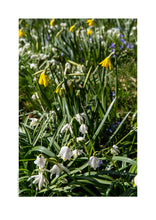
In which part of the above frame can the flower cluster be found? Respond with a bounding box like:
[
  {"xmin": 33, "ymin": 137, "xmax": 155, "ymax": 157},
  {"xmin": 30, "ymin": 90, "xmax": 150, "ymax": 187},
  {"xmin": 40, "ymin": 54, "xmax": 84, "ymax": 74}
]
[
  {"xmin": 27, "ymin": 155, "xmax": 49, "ymax": 190},
  {"xmin": 28, "ymin": 149, "xmax": 104, "ymax": 190}
]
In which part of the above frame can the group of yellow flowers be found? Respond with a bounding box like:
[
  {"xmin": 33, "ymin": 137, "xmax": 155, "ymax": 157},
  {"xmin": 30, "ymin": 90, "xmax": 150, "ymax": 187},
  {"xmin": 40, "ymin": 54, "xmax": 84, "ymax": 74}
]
[
  {"xmin": 49, "ymin": 18, "xmax": 96, "ymax": 36},
  {"xmin": 68, "ymin": 19, "xmax": 95, "ymax": 36},
  {"xmin": 37, "ymin": 56, "xmax": 112, "ymax": 88},
  {"xmin": 19, "ymin": 18, "xmax": 112, "ymax": 88}
]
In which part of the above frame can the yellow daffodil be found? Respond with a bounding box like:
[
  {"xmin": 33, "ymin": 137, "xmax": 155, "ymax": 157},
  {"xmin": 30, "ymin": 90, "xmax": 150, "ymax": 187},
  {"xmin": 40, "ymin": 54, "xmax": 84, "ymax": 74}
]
[
  {"xmin": 69, "ymin": 25, "xmax": 75, "ymax": 32},
  {"xmin": 55, "ymin": 86, "xmax": 61, "ymax": 93},
  {"xmin": 87, "ymin": 28, "xmax": 92, "ymax": 36},
  {"xmin": 50, "ymin": 18, "xmax": 55, "ymax": 26},
  {"xmin": 19, "ymin": 29, "xmax": 26, "ymax": 38},
  {"xmin": 86, "ymin": 19, "xmax": 95, "ymax": 26},
  {"xmin": 99, "ymin": 56, "xmax": 111, "ymax": 70},
  {"xmin": 69, "ymin": 23, "xmax": 77, "ymax": 32},
  {"xmin": 38, "ymin": 72, "xmax": 49, "ymax": 87}
]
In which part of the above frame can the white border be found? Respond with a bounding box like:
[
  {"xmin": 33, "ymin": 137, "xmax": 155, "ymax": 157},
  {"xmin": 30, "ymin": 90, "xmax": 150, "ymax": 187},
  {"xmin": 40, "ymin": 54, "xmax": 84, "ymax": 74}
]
[{"xmin": 1, "ymin": 0, "xmax": 156, "ymax": 219}]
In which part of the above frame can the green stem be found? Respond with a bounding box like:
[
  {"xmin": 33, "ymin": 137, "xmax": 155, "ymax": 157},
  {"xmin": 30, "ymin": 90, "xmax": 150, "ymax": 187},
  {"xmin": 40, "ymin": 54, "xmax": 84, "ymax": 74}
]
[
  {"xmin": 115, "ymin": 56, "xmax": 118, "ymax": 117},
  {"xmin": 87, "ymin": 133, "xmax": 95, "ymax": 157},
  {"xmin": 115, "ymin": 128, "xmax": 136, "ymax": 146}
]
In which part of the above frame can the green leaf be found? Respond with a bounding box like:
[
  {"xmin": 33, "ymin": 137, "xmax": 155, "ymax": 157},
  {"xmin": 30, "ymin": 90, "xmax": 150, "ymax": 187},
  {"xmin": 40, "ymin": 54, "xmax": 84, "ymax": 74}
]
[
  {"xmin": 112, "ymin": 156, "xmax": 137, "ymax": 165},
  {"xmin": 25, "ymin": 146, "xmax": 56, "ymax": 158},
  {"xmin": 92, "ymin": 97, "xmax": 116, "ymax": 141},
  {"xmin": 70, "ymin": 162, "xmax": 88, "ymax": 175},
  {"xmin": 104, "ymin": 111, "xmax": 131, "ymax": 147},
  {"xmin": 75, "ymin": 175, "xmax": 112, "ymax": 185},
  {"xmin": 83, "ymin": 66, "xmax": 92, "ymax": 88},
  {"xmin": 22, "ymin": 124, "xmax": 32, "ymax": 145}
]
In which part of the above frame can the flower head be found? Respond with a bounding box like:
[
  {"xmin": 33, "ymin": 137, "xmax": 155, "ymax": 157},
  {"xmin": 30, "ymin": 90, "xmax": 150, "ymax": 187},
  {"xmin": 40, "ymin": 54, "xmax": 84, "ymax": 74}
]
[
  {"xmin": 99, "ymin": 57, "xmax": 111, "ymax": 70},
  {"xmin": 32, "ymin": 92, "xmax": 39, "ymax": 100},
  {"xmin": 86, "ymin": 19, "xmax": 95, "ymax": 26},
  {"xmin": 50, "ymin": 163, "xmax": 69, "ymax": 179},
  {"xmin": 120, "ymin": 38, "xmax": 126, "ymax": 44},
  {"xmin": 60, "ymin": 123, "xmax": 73, "ymax": 134},
  {"xmin": 111, "ymin": 145, "xmax": 120, "ymax": 155},
  {"xmin": 87, "ymin": 28, "xmax": 92, "ymax": 36},
  {"xmin": 75, "ymin": 114, "xmax": 84, "ymax": 124},
  {"xmin": 38, "ymin": 72, "xmax": 49, "ymax": 87},
  {"xmin": 76, "ymin": 136, "xmax": 85, "ymax": 142},
  {"xmin": 58, "ymin": 146, "xmax": 72, "ymax": 161},
  {"xmin": 72, "ymin": 149, "xmax": 84, "ymax": 158},
  {"xmin": 133, "ymin": 175, "xmax": 137, "ymax": 187},
  {"xmin": 70, "ymin": 25, "xmax": 75, "ymax": 32},
  {"xmin": 30, "ymin": 118, "xmax": 38, "ymax": 127},
  {"xmin": 110, "ymin": 43, "xmax": 116, "ymax": 48},
  {"xmin": 27, "ymin": 170, "xmax": 48, "ymax": 191},
  {"xmin": 19, "ymin": 29, "xmax": 26, "ymax": 38},
  {"xmin": 88, "ymin": 156, "xmax": 100, "ymax": 170},
  {"xmin": 34, "ymin": 155, "xmax": 46, "ymax": 169},
  {"xmin": 50, "ymin": 19, "xmax": 55, "ymax": 26},
  {"xmin": 79, "ymin": 123, "xmax": 88, "ymax": 134}
]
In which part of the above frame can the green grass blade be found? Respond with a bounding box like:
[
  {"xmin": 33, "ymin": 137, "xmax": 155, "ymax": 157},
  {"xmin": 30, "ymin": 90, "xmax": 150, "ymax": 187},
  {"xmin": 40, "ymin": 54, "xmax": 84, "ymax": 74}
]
[
  {"xmin": 112, "ymin": 156, "xmax": 137, "ymax": 165},
  {"xmin": 25, "ymin": 146, "xmax": 56, "ymax": 158},
  {"xmin": 92, "ymin": 97, "xmax": 116, "ymax": 141}
]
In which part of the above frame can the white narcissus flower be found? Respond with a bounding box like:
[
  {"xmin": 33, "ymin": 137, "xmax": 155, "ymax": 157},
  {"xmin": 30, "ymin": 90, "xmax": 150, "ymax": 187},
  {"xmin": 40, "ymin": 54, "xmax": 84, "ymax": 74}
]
[
  {"xmin": 50, "ymin": 59, "xmax": 57, "ymax": 65},
  {"xmin": 75, "ymin": 114, "xmax": 84, "ymax": 124},
  {"xmin": 79, "ymin": 124, "xmax": 88, "ymax": 134},
  {"xmin": 30, "ymin": 118, "xmax": 38, "ymax": 127},
  {"xmin": 75, "ymin": 113, "xmax": 87, "ymax": 124},
  {"xmin": 50, "ymin": 163, "xmax": 69, "ymax": 179},
  {"xmin": 30, "ymin": 63, "xmax": 37, "ymax": 69},
  {"xmin": 58, "ymin": 146, "xmax": 72, "ymax": 161},
  {"xmin": 65, "ymin": 62, "xmax": 71, "ymax": 70},
  {"xmin": 111, "ymin": 145, "xmax": 120, "ymax": 155},
  {"xmin": 32, "ymin": 94, "xmax": 36, "ymax": 100},
  {"xmin": 133, "ymin": 175, "xmax": 137, "ymax": 187},
  {"xmin": 88, "ymin": 156, "xmax": 100, "ymax": 170},
  {"xmin": 31, "ymin": 92, "xmax": 39, "ymax": 100},
  {"xmin": 61, "ymin": 123, "xmax": 73, "ymax": 134},
  {"xmin": 76, "ymin": 136, "xmax": 85, "ymax": 142},
  {"xmin": 27, "ymin": 170, "xmax": 48, "ymax": 191},
  {"xmin": 72, "ymin": 149, "xmax": 84, "ymax": 158},
  {"xmin": 34, "ymin": 155, "xmax": 46, "ymax": 169}
]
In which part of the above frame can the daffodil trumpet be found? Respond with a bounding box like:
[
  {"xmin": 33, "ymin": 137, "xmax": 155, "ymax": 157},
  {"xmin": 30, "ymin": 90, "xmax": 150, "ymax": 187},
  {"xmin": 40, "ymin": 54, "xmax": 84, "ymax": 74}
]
[
  {"xmin": 69, "ymin": 23, "xmax": 77, "ymax": 32},
  {"xmin": 99, "ymin": 52, "xmax": 115, "ymax": 70},
  {"xmin": 86, "ymin": 19, "xmax": 95, "ymax": 26},
  {"xmin": 38, "ymin": 72, "xmax": 50, "ymax": 87}
]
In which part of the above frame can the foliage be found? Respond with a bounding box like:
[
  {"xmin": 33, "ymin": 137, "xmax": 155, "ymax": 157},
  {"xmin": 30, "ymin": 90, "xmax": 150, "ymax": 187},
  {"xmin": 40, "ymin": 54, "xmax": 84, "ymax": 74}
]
[{"xmin": 19, "ymin": 18, "xmax": 137, "ymax": 196}]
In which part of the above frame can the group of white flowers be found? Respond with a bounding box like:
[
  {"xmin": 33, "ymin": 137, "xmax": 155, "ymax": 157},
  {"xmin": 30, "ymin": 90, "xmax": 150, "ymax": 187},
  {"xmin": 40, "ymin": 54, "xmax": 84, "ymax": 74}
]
[
  {"xmin": 27, "ymin": 110, "xmax": 123, "ymax": 191},
  {"xmin": 27, "ymin": 150, "xmax": 101, "ymax": 191}
]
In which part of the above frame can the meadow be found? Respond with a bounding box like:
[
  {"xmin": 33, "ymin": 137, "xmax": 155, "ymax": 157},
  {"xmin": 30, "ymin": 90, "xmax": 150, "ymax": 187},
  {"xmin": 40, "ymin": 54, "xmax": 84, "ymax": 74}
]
[{"xmin": 19, "ymin": 18, "xmax": 137, "ymax": 196}]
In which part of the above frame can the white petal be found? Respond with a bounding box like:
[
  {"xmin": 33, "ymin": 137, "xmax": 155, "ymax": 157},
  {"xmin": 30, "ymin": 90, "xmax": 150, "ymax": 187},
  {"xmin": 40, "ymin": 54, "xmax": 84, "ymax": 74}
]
[
  {"xmin": 56, "ymin": 169, "xmax": 60, "ymax": 177},
  {"xmin": 38, "ymin": 174, "xmax": 44, "ymax": 190},
  {"xmin": 27, "ymin": 175, "xmax": 38, "ymax": 181},
  {"xmin": 58, "ymin": 164, "xmax": 70, "ymax": 173}
]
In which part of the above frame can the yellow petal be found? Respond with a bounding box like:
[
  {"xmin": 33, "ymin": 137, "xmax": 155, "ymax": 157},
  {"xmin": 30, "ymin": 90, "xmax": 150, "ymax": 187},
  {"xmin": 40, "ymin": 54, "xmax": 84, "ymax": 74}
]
[
  {"xmin": 43, "ymin": 75, "xmax": 49, "ymax": 87},
  {"xmin": 38, "ymin": 73, "xmax": 49, "ymax": 87},
  {"xmin": 86, "ymin": 19, "xmax": 95, "ymax": 26},
  {"xmin": 87, "ymin": 29, "xmax": 92, "ymax": 35},
  {"xmin": 99, "ymin": 57, "xmax": 111, "ymax": 70},
  {"xmin": 50, "ymin": 19, "xmax": 55, "ymax": 26},
  {"xmin": 56, "ymin": 87, "xmax": 61, "ymax": 93},
  {"xmin": 70, "ymin": 25, "xmax": 74, "ymax": 32},
  {"xmin": 38, "ymin": 73, "xmax": 44, "ymax": 85}
]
